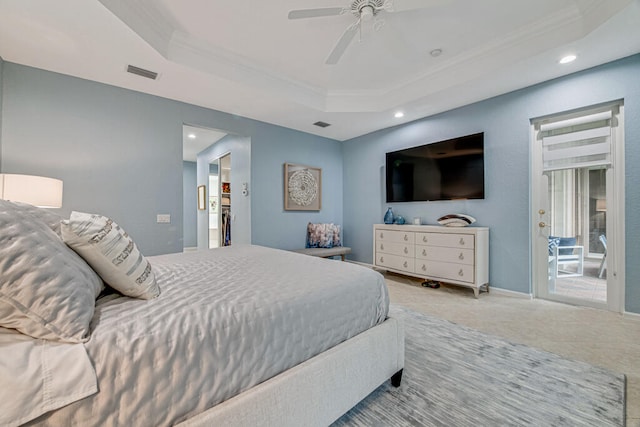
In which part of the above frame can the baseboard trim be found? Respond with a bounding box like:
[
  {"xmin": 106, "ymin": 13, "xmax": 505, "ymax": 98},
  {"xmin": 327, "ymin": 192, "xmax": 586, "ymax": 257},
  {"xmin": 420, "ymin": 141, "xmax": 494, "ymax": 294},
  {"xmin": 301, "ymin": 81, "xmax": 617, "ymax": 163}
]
[
  {"xmin": 352, "ymin": 262, "xmax": 533, "ymax": 300},
  {"xmin": 623, "ymin": 310, "xmax": 640, "ymax": 321},
  {"xmin": 487, "ymin": 287, "xmax": 533, "ymax": 299}
]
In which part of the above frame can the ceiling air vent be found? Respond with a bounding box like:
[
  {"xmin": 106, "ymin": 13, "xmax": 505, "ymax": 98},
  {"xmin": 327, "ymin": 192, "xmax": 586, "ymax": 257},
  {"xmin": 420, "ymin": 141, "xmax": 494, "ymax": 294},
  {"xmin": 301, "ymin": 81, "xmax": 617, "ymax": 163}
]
[
  {"xmin": 313, "ymin": 121, "xmax": 331, "ymax": 128},
  {"xmin": 126, "ymin": 65, "xmax": 158, "ymax": 80}
]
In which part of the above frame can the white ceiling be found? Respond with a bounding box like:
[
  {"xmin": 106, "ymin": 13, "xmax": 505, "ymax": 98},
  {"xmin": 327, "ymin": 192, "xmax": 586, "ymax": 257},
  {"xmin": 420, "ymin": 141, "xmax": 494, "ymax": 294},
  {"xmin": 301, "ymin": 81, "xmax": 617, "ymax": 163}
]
[
  {"xmin": 182, "ymin": 125, "xmax": 227, "ymax": 162},
  {"xmin": 1, "ymin": 0, "xmax": 639, "ymax": 141}
]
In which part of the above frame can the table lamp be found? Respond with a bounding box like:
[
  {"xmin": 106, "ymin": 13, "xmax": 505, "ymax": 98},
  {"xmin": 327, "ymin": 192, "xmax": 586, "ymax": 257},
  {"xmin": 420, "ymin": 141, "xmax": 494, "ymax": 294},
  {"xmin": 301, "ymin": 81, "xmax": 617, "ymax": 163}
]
[{"xmin": 0, "ymin": 173, "xmax": 63, "ymax": 208}]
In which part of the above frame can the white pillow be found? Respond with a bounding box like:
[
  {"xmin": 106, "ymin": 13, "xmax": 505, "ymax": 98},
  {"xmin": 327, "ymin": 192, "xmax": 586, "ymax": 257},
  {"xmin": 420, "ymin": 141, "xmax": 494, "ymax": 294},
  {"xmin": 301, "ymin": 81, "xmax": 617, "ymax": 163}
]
[
  {"xmin": 61, "ymin": 211, "xmax": 160, "ymax": 299},
  {"xmin": 0, "ymin": 200, "xmax": 104, "ymax": 343}
]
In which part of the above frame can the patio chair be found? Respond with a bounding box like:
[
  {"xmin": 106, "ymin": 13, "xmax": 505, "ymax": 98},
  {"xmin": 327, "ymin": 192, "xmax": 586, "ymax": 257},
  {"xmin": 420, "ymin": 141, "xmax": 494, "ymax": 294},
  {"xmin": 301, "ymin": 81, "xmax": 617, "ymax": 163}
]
[{"xmin": 549, "ymin": 236, "xmax": 584, "ymax": 278}]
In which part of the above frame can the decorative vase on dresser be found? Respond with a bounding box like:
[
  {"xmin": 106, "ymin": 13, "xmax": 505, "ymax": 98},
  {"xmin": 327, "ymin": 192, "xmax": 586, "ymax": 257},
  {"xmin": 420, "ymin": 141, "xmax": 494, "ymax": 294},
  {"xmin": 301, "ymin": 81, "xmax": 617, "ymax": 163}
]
[
  {"xmin": 373, "ymin": 224, "xmax": 489, "ymax": 298},
  {"xmin": 383, "ymin": 207, "xmax": 394, "ymax": 224}
]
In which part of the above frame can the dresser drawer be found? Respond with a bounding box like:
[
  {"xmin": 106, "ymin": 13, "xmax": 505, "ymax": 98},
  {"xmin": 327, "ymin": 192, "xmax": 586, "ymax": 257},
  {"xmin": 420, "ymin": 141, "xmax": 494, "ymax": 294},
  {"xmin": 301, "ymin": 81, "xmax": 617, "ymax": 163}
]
[
  {"xmin": 415, "ymin": 260, "xmax": 475, "ymax": 284},
  {"xmin": 375, "ymin": 253, "xmax": 414, "ymax": 273},
  {"xmin": 415, "ymin": 246, "xmax": 474, "ymax": 265},
  {"xmin": 415, "ymin": 232, "xmax": 475, "ymax": 249},
  {"xmin": 374, "ymin": 224, "xmax": 489, "ymax": 297},
  {"xmin": 376, "ymin": 229, "xmax": 415, "ymax": 245},
  {"xmin": 376, "ymin": 241, "xmax": 415, "ymax": 257}
]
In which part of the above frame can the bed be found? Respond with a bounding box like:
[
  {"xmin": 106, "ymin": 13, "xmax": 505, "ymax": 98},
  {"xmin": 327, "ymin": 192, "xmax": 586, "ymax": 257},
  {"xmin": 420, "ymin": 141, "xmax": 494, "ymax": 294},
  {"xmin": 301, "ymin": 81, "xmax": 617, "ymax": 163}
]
[{"xmin": 0, "ymin": 200, "xmax": 404, "ymax": 427}]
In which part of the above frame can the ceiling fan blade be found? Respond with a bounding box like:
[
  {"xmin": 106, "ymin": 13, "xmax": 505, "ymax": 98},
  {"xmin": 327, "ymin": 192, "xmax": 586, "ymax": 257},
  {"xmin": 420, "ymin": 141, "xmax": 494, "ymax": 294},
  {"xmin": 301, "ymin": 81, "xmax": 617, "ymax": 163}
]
[
  {"xmin": 288, "ymin": 7, "xmax": 346, "ymax": 20},
  {"xmin": 325, "ymin": 22, "xmax": 359, "ymax": 65},
  {"xmin": 388, "ymin": 0, "xmax": 449, "ymax": 13}
]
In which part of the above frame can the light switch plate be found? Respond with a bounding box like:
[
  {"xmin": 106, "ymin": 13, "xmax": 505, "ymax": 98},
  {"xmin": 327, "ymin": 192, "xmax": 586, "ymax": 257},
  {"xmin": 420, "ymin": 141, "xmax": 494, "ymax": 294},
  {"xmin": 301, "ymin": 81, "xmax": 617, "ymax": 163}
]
[{"xmin": 157, "ymin": 214, "xmax": 171, "ymax": 224}]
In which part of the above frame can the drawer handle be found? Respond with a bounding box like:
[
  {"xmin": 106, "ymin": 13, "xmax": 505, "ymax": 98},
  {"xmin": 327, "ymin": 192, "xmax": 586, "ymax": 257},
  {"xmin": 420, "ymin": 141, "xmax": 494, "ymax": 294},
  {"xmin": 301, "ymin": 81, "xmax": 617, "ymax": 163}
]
[
  {"xmin": 459, "ymin": 252, "xmax": 464, "ymax": 260},
  {"xmin": 421, "ymin": 264, "xmax": 426, "ymax": 271},
  {"xmin": 422, "ymin": 236, "xmax": 428, "ymax": 243},
  {"xmin": 422, "ymin": 249, "xmax": 427, "ymax": 256},
  {"xmin": 458, "ymin": 269, "xmax": 464, "ymax": 277},
  {"xmin": 381, "ymin": 244, "xmax": 384, "ymax": 250},
  {"xmin": 380, "ymin": 256, "xmax": 384, "ymax": 263},
  {"xmin": 380, "ymin": 232, "xmax": 384, "ymax": 238},
  {"xmin": 404, "ymin": 247, "xmax": 408, "ymax": 254},
  {"xmin": 459, "ymin": 238, "xmax": 465, "ymax": 245},
  {"xmin": 404, "ymin": 235, "xmax": 408, "ymax": 241},
  {"xmin": 403, "ymin": 261, "xmax": 408, "ymax": 268}
]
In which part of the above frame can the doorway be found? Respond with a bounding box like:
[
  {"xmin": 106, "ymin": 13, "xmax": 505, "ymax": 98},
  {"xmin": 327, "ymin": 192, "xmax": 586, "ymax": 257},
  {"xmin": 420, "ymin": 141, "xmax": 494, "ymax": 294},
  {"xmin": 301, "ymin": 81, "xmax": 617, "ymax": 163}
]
[
  {"xmin": 182, "ymin": 124, "xmax": 227, "ymax": 251},
  {"xmin": 209, "ymin": 153, "xmax": 231, "ymax": 248},
  {"xmin": 531, "ymin": 103, "xmax": 624, "ymax": 312}
]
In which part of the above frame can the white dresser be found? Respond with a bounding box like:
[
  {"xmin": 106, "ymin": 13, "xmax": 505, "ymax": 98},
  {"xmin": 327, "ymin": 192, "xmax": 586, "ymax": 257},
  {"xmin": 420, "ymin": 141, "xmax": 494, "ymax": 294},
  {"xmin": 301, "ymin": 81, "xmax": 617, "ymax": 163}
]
[{"xmin": 373, "ymin": 224, "xmax": 489, "ymax": 297}]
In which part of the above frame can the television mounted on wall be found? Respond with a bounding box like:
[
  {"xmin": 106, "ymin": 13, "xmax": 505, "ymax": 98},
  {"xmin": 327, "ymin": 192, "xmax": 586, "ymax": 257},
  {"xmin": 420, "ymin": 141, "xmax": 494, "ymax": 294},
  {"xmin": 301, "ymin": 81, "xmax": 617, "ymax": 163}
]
[{"xmin": 385, "ymin": 132, "xmax": 485, "ymax": 202}]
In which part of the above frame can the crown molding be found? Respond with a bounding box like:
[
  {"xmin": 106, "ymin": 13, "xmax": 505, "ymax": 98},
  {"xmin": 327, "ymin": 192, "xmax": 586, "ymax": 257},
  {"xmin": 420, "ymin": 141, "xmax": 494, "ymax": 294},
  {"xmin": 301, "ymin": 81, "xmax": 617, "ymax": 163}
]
[{"xmin": 97, "ymin": 0, "xmax": 174, "ymax": 56}]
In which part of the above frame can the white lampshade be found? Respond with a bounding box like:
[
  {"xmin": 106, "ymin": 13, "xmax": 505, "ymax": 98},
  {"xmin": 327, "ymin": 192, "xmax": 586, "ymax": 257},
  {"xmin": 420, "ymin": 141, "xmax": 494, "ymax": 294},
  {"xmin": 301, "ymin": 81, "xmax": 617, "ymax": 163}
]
[
  {"xmin": 596, "ymin": 199, "xmax": 607, "ymax": 212},
  {"xmin": 0, "ymin": 174, "xmax": 63, "ymax": 208}
]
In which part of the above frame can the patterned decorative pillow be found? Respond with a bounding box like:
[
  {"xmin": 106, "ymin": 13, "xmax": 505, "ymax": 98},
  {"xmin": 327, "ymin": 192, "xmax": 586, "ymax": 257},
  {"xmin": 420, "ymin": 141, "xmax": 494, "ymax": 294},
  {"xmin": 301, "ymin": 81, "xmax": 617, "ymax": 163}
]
[
  {"xmin": 548, "ymin": 237, "xmax": 560, "ymax": 256},
  {"xmin": 307, "ymin": 223, "xmax": 331, "ymax": 248},
  {"xmin": 61, "ymin": 211, "xmax": 160, "ymax": 299},
  {"xmin": 0, "ymin": 200, "xmax": 104, "ymax": 342},
  {"xmin": 306, "ymin": 223, "xmax": 334, "ymax": 249},
  {"xmin": 331, "ymin": 224, "xmax": 342, "ymax": 247}
]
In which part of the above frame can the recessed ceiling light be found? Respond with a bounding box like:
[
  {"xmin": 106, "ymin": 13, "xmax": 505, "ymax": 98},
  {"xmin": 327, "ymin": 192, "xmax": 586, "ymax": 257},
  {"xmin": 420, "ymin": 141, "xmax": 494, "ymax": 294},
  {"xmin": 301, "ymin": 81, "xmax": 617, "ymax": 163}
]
[
  {"xmin": 394, "ymin": 111, "xmax": 404, "ymax": 118},
  {"xmin": 430, "ymin": 49, "xmax": 443, "ymax": 57},
  {"xmin": 559, "ymin": 55, "xmax": 576, "ymax": 64},
  {"xmin": 187, "ymin": 133, "xmax": 196, "ymax": 139}
]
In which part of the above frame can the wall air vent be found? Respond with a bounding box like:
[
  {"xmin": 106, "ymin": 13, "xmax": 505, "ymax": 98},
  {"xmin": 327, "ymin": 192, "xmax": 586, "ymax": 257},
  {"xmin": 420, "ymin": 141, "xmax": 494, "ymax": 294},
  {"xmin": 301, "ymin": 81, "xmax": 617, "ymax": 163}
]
[
  {"xmin": 313, "ymin": 121, "xmax": 331, "ymax": 128},
  {"xmin": 126, "ymin": 65, "xmax": 158, "ymax": 80}
]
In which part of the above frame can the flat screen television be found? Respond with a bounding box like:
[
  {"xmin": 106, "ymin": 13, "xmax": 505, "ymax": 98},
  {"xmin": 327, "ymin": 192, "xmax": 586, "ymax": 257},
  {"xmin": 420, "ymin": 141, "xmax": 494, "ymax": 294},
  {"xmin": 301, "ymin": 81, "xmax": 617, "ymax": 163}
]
[{"xmin": 386, "ymin": 132, "xmax": 485, "ymax": 202}]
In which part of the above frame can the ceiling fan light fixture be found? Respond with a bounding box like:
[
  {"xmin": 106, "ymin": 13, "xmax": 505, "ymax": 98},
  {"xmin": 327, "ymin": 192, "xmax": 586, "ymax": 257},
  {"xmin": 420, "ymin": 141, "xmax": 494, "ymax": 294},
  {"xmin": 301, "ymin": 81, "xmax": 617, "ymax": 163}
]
[
  {"xmin": 361, "ymin": 5, "xmax": 374, "ymax": 21},
  {"xmin": 293, "ymin": 0, "xmax": 388, "ymax": 65}
]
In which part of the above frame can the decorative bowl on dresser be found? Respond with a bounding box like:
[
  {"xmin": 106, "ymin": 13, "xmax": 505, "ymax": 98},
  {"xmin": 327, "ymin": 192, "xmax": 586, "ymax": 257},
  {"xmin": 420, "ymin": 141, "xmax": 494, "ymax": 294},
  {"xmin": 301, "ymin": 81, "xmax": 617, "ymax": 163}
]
[{"xmin": 373, "ymin": 224, "xmax": 489, "ymax": 297}]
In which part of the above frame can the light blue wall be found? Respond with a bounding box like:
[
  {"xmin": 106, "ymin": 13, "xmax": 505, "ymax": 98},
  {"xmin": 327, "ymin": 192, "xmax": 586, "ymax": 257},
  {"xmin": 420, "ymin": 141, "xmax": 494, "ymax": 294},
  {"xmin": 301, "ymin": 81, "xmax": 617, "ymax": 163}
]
[
  {"xmin": 2, "ymin": 64, "xmax": 184, "ymax": 255},
  {"xmin": 182, "ymin": 161, "xmax": 197, "ymax": 248},
  {"xmin": 251, "ymin": 129, "xmax": 344, "ymax": 249},
  {"xmin": 0, "ymin": 62, "xmax": 342, "ymax": 255},
  {"xmin": 343, "ymin": 54, "xmax": 640, "ymax": 313}
]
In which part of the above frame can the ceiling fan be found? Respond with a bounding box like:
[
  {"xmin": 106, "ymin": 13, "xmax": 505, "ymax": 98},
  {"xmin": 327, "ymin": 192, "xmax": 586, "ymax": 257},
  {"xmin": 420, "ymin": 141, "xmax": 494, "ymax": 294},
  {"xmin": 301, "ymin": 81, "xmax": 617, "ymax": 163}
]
[{"xmin": 288, "ymin": 0, "xmax": 440, "ymax": 65}]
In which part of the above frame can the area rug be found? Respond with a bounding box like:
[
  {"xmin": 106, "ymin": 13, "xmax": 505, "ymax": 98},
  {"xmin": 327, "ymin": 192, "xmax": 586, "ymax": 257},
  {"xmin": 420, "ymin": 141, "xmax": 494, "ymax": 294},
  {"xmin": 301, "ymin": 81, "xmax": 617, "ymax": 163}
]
[{"xmin": 333, "ymin": 304, "xmax": 626, "ymax": 426}]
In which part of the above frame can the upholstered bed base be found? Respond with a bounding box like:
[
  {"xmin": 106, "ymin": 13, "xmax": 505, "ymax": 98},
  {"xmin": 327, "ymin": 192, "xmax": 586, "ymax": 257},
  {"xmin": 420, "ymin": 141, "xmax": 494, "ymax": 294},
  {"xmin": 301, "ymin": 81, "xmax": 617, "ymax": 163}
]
[{"xmin": 178, "ymin": 316, "xmax": 404, "ymax": 427}]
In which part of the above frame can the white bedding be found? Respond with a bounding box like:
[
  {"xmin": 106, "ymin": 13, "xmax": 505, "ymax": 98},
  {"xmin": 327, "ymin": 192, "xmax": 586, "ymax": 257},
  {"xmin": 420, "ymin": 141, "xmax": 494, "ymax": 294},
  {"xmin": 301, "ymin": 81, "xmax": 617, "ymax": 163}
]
[
  {"xmin": 24, "ymin": 245, "xmax": 389, "ymax": 426},
  {"xmin": 0, "ymin": 328, "xmax": 97, "ymax": 427}
]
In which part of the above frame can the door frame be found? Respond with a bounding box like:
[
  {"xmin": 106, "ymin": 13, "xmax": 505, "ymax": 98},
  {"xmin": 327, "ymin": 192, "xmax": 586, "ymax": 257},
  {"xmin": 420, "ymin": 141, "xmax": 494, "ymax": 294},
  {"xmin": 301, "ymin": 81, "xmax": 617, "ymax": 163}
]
[{"xmin": 530, "ymin": 103, "xmax": 625, "ymax": 312}]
